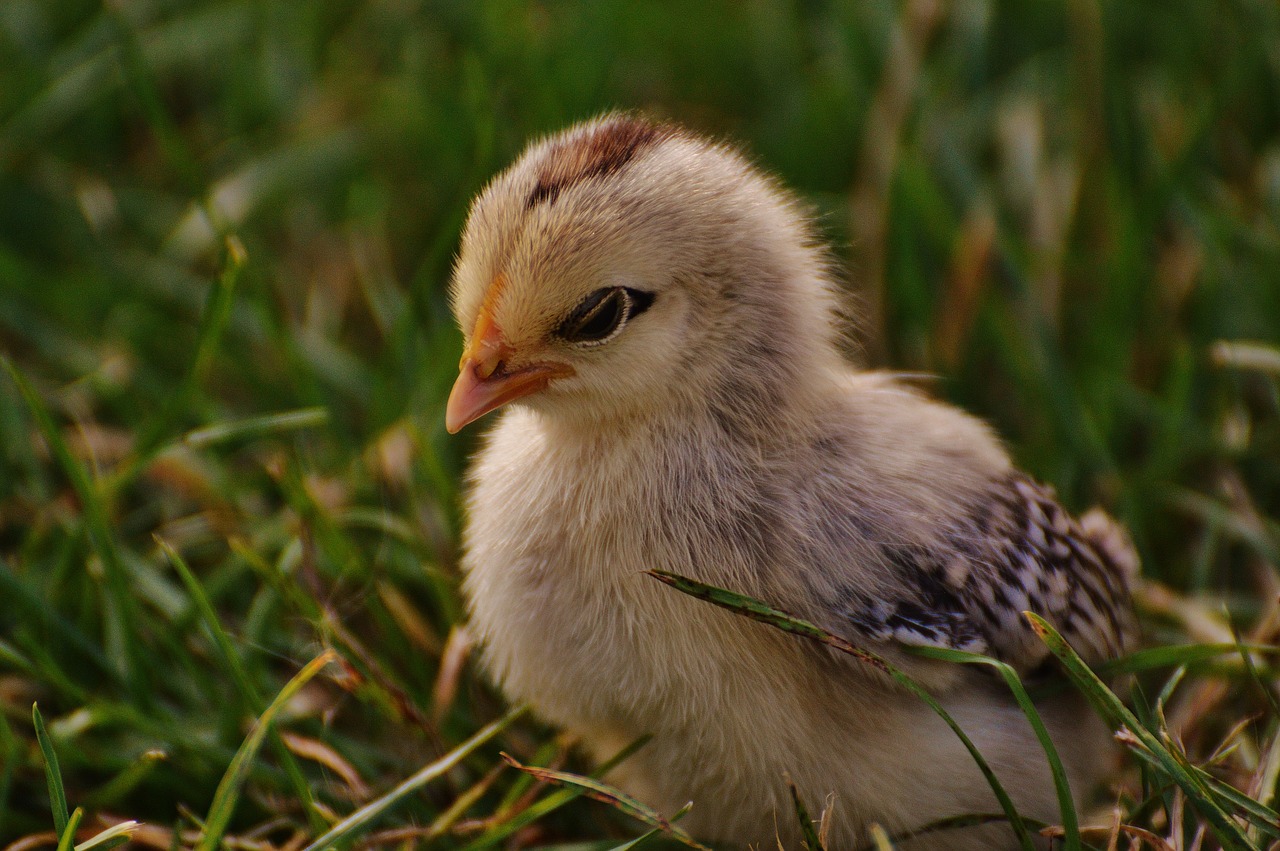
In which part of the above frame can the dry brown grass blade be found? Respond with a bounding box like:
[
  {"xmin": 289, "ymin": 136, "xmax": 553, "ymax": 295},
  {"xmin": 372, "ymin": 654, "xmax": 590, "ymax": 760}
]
[{"xmin": 499, "ymin": 753, "xmax": 710, "ymax": 850}]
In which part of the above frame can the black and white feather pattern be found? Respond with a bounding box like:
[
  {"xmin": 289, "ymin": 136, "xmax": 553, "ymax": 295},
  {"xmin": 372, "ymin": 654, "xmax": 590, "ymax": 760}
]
[{"xmin": 842, "ymin": 472, "xmax": 1137, "ymax": 674}]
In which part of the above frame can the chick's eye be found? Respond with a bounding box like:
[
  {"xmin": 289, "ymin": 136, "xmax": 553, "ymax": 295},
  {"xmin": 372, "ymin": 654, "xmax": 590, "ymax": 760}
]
[{"xmin": 557, "ymin": 286, "xmax": 653, "ymax": 345}]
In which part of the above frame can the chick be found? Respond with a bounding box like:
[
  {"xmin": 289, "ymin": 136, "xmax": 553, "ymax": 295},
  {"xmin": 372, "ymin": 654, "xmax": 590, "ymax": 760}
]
[{"xmin": 445, "ymin": 114, "xmax": 1136, "ymax": 849}]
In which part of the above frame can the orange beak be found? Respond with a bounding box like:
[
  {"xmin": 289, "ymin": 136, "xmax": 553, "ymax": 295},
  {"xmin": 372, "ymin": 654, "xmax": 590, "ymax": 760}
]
[{"xmin": 445, "ymin": 309, "xmax": 574, "ymax": 434}]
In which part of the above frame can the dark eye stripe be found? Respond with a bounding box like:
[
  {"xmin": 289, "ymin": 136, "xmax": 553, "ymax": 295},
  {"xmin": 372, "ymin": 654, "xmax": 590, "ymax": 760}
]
[{"xmin": 557, "ymin": 287, "xmax": 655, "ymax": 345}]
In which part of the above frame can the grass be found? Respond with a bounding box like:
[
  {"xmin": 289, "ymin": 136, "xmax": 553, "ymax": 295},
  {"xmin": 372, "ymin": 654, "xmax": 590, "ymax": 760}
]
[{"xmin": 1, "ymin": 0, "xmax": 1279, "ymax": 847}]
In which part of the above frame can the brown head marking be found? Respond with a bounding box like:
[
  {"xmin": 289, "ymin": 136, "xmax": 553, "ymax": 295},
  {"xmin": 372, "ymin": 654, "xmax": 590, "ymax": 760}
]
[{"xmin": 526, "ymin": 116, "xmax": 670, "ymax": 209}]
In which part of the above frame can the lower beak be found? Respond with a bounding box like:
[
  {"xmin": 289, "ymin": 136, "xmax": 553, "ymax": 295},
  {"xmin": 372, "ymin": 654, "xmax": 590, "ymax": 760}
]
[{"xmin": 445, "ymin": 358, "xmax": 574, "ymax": 433}]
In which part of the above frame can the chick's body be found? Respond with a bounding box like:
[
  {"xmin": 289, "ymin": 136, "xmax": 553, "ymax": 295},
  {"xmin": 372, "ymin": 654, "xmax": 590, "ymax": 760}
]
[{"xmin": 449, "ymin": 116, "xmax": 1135, "ymax": 849}]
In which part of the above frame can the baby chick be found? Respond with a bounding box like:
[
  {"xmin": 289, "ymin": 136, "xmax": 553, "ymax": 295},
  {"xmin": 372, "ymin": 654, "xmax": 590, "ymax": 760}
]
[{"xmin": 445, "ymin": 114, "xmax": 1136, "ymax": 849}]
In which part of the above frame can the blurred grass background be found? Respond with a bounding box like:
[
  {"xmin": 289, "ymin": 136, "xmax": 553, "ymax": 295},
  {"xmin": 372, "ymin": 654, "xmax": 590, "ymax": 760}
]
[{"xmin": 1, "ymin": 0, "xmax": 1279, "ymax": 847}]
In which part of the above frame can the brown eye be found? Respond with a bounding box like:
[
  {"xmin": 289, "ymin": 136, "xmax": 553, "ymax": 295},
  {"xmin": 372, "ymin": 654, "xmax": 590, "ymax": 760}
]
[{"xmin": 557, "ymin": 287, "xmax": 654, "ymax": 345}]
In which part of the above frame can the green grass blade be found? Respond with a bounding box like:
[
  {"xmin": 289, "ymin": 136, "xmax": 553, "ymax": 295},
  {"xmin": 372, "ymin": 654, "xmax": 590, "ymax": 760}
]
[
  {"xmin": 1160, "ymin": 730, "xmax": 1278, "ymax": 841},
  {"xmin": 1255, "ymin": 725, "xmax": 1280, "ymax": 841},
  {"xmin": 906, "ymin": 645, "xmax": 1080, "ymax": 851},
  {"xmin": 0, "ymin": 637, "xmax": 34, "ymax": 678},
  {"xmin": 501, "ymin": 753, "xmax": 710, "ymax": 850},
  {"xmin": 1130, "ymin": 706, "xmax": 1280, "ymax": 839},
  {"xmin": 787, "ymin": 775, "xmax": 826, "ymax": 850},
  {"xmin": 1026, "ymin": 613, "xmax": 1256, "ymax": 850},
  {"xmin": 301, "ymin": 704, "xmax": 527, "ymax": 851},
  {"xmin": 103, "ymin": 7, "xmax": 207, "ymax": 199},
  {"xmin": 646, "ymin": 570, "xmax": 1035, "ymax": 851},
  {"xmin": 196, "ymin": 650, "xmax": 336, "ymax": 851},
  {"xmin": 647, "ymin": 570, "xmax": 837, "ymax": 643},
  {"xmin": 1232, "ymin": 621, "xmax": 1280, "ymax": 718},
  {"xmin": 158, "ymin": 539, "xmax": 256, "ymax": 709},
  {"xmin": 0, "ymin": 712, "xmax": 16, "ymax": 826},
  {"xmin": 114, "ymin": 236, "xmax": 247, "ymax": 486},
  {"xmin": 182, "ymin": 407, "xmax": 329, "ymax": 448},
  {"xmin": 1199, "ymin": 770, "xmax": 1280, "ymax": 837},
  {"xmin": 1156, "ymin": 666, "xmax": 1188, "ymax": 712},
  {"xmin": 33, "ymin": 703, "xmax": 69, "ymax": 836},
  {"xmin": 157, "ymin": 538, "xmax": 325, "ymax": 833},
  {"xmin": 0, "ymin": 563, "xmax": 117, "ymax": 689},
  {"xmin": 84, "ymin": 751, "xmax": 166, "ymax": 810},
  {"xmin": 3, "ymin": 357, "xmax": 142, "ymax": 694},
  {"xmin": 56, "ymin": 806, "xmax": 83, "ymax": 851},
  {"xmin": 605, "ymin": 828, "xmax": 664, "ymax": 851},
  {"xmin": 1223, "ymin": 623, "xmax": 1280, "ymax": 842},
  {"xmin": 185, "ymin": 235, "xmax": 245, "ymax": 394},
  {"xmin": 1096, "ymin": 643, "xmax": 1280, "ymax": 676}
]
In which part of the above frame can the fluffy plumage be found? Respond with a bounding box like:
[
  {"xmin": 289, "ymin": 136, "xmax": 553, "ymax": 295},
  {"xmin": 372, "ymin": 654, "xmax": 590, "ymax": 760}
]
[{"xmin": 446, "ymin": 114, "xmax": 1137, "ymax": 849}]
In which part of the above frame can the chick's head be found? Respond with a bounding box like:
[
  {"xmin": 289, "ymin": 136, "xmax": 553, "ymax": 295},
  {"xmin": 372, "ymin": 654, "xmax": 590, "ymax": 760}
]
[{"xmin": 445, "ymin": 114, "xmax": 843, "ymax": 434}]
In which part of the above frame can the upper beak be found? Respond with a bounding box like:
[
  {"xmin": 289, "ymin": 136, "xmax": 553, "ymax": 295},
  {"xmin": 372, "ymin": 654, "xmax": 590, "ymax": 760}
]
[{"xmin": 445, "ymin": 311, "xmax": 573, "ymax": 434}]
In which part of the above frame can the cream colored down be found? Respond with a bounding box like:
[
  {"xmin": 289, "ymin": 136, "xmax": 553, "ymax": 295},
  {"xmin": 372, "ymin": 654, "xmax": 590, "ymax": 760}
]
[{"xmin": 451, "ymin": 116, "xmax": 1132, "ymax": 849}]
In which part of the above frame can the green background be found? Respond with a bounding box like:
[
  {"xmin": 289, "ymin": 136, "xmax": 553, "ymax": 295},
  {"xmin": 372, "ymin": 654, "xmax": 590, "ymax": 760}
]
[{"xmin": 2, "ymin": 0, "xmax": 1279, "ymax": 845}]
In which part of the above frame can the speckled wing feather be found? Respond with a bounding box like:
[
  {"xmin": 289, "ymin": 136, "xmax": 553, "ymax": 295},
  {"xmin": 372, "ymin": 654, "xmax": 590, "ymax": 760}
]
[{"xmin": 841, "ymin": 473, "xmax": 1138, "ymax": 673}]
